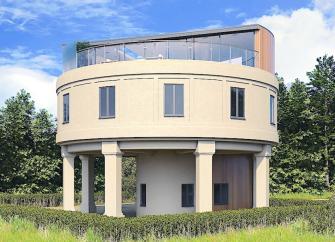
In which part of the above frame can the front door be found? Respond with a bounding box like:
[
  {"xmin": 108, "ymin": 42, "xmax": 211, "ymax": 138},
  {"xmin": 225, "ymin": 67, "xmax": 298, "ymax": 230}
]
[{"xmin": 212, "ymin": 154, "xmax": 253, "ymax": 210}]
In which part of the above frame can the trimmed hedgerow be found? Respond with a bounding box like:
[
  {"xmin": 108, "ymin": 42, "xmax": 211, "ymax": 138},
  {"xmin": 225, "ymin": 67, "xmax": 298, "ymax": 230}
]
[
  {"xmin": 269, "ymin": 198, "xmax": 329, "ymax": 207},
  {"xmin": 0, "ymin": 192, "xmax": 105, "ymax": 207},
  {"xmin": 0, "ymin": 204, "xmax": 330, "ymax": 241}
]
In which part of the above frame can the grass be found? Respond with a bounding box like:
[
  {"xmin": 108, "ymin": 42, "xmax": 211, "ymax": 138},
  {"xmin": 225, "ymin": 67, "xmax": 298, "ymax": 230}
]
[
  {"xmin": 151, "ymin": 221, "xmax": 335, "ymax": 242},
  {"xmin": 270, "ymin": 192, "xmax": 333, "ymax": 200},
  {"xmin": 0, "ymin": 217, "xmax": 103, "ymax": 242},
  {"xmin": 1, "ymin": 217, "xmax": 334, "ymax": 242}
]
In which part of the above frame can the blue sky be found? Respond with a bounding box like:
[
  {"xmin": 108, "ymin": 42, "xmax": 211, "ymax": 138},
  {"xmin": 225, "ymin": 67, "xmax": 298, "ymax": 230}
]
[{"xmin": 0, "ymin": 0, "xmax": 334, "ymax": 114}]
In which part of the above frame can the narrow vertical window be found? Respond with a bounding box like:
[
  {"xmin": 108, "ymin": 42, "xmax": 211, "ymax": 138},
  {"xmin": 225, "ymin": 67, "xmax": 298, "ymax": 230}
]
[
  {"xmin": 181, "ymin": 184, "xmax": 194, "ymax": 207},
  {"xmin": 214, "ymin": 183, "xmax": 228, "ymax": 205},
  {"xmin": 270, "ymin": 95, "xmax": 275, "ymax": 125},
  {"xmin": 164, "ymin": 84, "xmax": 184, "ymax": 117},
  {"xmin": 140, "ymin": 184, "xmax": 146, "ymax": 207},
  {"xmin": 63, "ymin": 93, "xmax": 69, "ymax": 123},
  {"xmin": 99, "ymin": 86, "xmax": 115, "ymax": 118},
  {"xmin": 230, "ymin": 87, "xmax": 245, "ymax": 119}
]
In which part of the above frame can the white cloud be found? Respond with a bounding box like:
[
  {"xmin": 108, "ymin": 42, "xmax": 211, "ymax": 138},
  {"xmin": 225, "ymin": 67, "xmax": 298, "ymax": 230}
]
[
  {"xmin": 0, "ymin": 46, "xmax": 61, "ymax": 71},
  {"xmin": 0, "ymin": 47, "xmax": 59, "ymax": 114},
  {"xmin": 0, "ymin": 0, "xmax": 151, "ymax": 36},
  {"xmin": 0, "ymin": 66, "xmax": 57, "ymax": 115},
  {"xmin": 244, "ymin": 1, "xmax": 335, "ymax": 82}
]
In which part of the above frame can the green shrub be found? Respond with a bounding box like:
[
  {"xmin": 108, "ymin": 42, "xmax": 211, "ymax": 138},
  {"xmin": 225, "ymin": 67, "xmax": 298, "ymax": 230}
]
[
  {"xmin": 270, "ymin": 198, "xmax": 329, "ymax": 207},
  {"xmin": 0, "ymin": 192, "xmax": 105, "ymax": 207},
  {"xmin": 0, "ymin": 204, "xmax": 329, "ymax": 241}
]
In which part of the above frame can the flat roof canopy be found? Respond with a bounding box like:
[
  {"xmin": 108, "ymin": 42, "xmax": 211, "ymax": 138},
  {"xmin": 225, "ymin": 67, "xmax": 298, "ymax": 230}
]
[{"xmin": 89, "ymin": 24, "xmax": 272, "ymax": 47}]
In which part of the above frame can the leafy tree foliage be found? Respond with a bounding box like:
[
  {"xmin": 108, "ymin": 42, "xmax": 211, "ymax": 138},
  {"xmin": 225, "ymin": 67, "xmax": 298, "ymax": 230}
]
[
  {"xmin": 271, "ymin": 55, "xmax": 335, "ymax": 193},
  {"xmin": 0, "ymin": 90, "xmax": 61, "ymax": 193}
]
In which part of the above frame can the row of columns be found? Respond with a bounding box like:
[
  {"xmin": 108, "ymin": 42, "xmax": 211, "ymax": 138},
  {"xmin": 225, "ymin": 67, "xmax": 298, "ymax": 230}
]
[
  {"xmin": 61, "ymin": 142, "xmax": 124, "ymax": 217},
  {"xmin": 62, "ymin": 141, "xmax": 271, "ymax": 217}
]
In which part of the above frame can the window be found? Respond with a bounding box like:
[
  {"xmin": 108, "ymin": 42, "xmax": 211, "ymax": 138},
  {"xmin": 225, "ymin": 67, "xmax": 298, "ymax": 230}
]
[
  {"xmin": 214, "ymin": 183, "xmax": 228, "ymax": 205},
  {"xmin": 164, "ymin": 84, "xmax": 184, "ymax": 117},
  {"xmin": 99, "ymin": 86, "xmax": 115, "ymax": 118},
  {"xmin": 63, "ymin": 94, "xmax": 69, "ymax": 123},
  {"xmin": 230, "ymin": 87, "xmax": 245, "ymax": 118},
  {"xmin": 270, "ymin": 95, "xmax": 275, "ymax": 125},
  {"xmin": 181, "ymin": 184, "xmax": 194, "ymax": 207},
  {"xmin": 140, "ymin": 184, "xmax": 146, "ymax": 207}
]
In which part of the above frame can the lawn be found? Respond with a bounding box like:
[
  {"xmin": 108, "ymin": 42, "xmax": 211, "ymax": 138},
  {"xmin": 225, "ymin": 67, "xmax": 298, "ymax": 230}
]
[
  {"xmin": 270, "ymin": 192, "xmax": 333, "ymax": 200},
  {"xmin": 1, "ymin": 217, "xmax": 334, "ymax": 242}
]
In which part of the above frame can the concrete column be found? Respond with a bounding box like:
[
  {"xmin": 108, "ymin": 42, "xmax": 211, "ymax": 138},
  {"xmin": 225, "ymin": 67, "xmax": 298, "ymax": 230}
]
[
  {"xmin": 253, "ymin": 144, "xmax": 271, "ymax": 208},
  {"xmin": 102, "ymin": 142, "xmax": 124, "ymax": 217},
  {"xmin": 79, "ymin": 155, "xmax": 96, "ymax": 213},
  {"xmin": 61, "ymin": 146, "xmax": 76, "ymax": 211},
  {"xmin": 194, "ymin": 140, "xmax": 215, "ymax": 212}
]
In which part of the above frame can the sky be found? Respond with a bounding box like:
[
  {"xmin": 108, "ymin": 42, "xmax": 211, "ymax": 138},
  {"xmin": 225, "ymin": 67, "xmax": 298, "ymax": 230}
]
[{"xmin": 0, "ymin": 0, "xmax": 334, "ymax": 114}]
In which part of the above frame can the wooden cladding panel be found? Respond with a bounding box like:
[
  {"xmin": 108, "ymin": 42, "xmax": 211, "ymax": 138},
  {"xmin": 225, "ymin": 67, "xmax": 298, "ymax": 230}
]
[
  {"xmin": 213, "ymin": 155, "xmax": 253, "ymax": 210},
  {"xmin": 254, "ymin": 27, "xmax": 275, "ymax": 74}
]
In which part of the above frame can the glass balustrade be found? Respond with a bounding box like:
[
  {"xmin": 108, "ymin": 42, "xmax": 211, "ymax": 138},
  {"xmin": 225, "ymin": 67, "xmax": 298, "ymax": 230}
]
[{"xmin": 64, "ymin": 40, "xmax": 258, "ymax": 72}]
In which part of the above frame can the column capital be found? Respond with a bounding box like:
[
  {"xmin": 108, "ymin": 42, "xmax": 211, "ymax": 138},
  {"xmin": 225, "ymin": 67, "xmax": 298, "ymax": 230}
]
[
  {"xmin": 102, "ymin": 141, "xmax": 123, "ymax": 156},
  {"xmin": 194, "ymin": 140, "xmax": 215, "ymax": 156},
  {"xmin": 61, "ymin": 146, "xmax": 76, "ymax": 159},
  {"xmin": 79, "ymin": 155, "xmax": 89, "ymax": 161},
  {"xmin": 255, "ymin": 145, "xmax": 272, "ymax": 158}
]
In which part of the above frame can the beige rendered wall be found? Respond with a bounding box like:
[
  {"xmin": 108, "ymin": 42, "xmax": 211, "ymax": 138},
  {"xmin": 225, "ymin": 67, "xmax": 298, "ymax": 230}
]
[
  {"xmin": 56, "ymin": 60, "xmax": 278, "ymax": 145},
  {"xmin": 136, "ymin": 151, "xmax": 195, "ymax": 216}
]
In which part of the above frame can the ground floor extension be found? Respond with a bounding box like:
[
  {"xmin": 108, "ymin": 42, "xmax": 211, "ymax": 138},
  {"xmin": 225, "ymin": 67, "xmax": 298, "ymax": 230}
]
[{"xmin": 61, "ymin": 140, "xmax": 271, "ymax": 217}]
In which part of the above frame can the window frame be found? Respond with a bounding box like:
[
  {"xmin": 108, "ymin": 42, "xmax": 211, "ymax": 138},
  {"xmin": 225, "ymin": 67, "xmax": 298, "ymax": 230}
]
[
  {"xmin": 230, "ymin": 87, "xmax": 245, "ymax": 119},
  {"xmin": 164, "ymin": 83, "xmax": 184, "ymax": 117},
  {"xmin": 99, "ymin": 86, "xmax": 116, "ymax": 119},
  {"xmin": 181, "ymin": 184, "xmax": 194, "ymax": 207},
  {"xmin": 63, "ymin": 93, "xmax": 70, "ymax": 124},
  {"xmin": 140, "ymin": 184, "xmax": 146, "ymax": 207},
  {"xmin": 270, "ymin": 95, "xmax": 275, "ymax": 125},
  {"xmin": 213, "ymin": 183, "xmax": 229, "ymax": 205}
]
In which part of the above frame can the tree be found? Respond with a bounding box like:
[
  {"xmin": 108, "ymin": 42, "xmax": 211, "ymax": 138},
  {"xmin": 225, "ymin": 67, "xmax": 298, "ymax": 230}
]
[
  {"xmin": 271, "ymin": 79, "xmax": 325, "ymax": 193},
  {"xmin": 0, "ymin": 90, "xmax": 62, "ymax": 193},
  {"xmin": 307, "ymin": 55, "xmax": 335, "ymax": 188}
]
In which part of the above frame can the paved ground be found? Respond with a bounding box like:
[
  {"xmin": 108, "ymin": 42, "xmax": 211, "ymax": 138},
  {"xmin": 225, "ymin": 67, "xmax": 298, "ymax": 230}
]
[
  {"xmin": 51, "ymin": 203, "xmax": 137, "ymax": 217},
  {"xmin": 96, "ymin": 203, "xmax": 136, "ymax": 217}
]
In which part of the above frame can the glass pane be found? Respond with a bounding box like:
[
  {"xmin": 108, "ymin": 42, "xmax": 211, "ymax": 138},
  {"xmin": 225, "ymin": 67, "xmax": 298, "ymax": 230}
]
[
  {"xmin": 214, "ymin": 183, "xmax": 228, "ymax": 205},
  {"xmin": 95, "ymin": 47, "xmax": 104, "ymax": 64},
  {"xmin": 182, "ymin": 184, "xmax": 187, "ymax": 206},
  {"xmin": 62, "ymin": 42, "xmax": 77, "ymax": 71},
  {"xmin": 164, "ymin": 84, "xmax": 174, "ymax": 115},
  {"xmin": 270, "ymin": 95, "xmax": 274, "ymax": 123},
  {"xmin": 231, "ymin": 46, "xmax": 243, "ymax": 65},
  {"xmin": 238, "ymin": 89, "xmax": 244, "ymax": 117},
  {"xmin": 168, "ymin": 40, "xmax": 188, "ymax": 60},
  {"xmin": 220, "ymin": 45, "xmax": 231, "ymax": 62},
  {"xmin": 63, "ymin": 94, "xmax": 69, "ymax": 122},
  {"xmin": 246, "ymin": 49, "xmax": 255, "ymax": 67},
  {"xmin": 175, "ymin": 84, "xmax": 184, "ymax": 116},
  {"xmin": 88, "ymin": 48, "xmax": 96, "ymax": 65},
  {"xmin": 100, "ymin": 87, "xmax": 107, "ymax": 117},
  {"xmin": 108, "ymin": 87, "xmax": 115, "ymax": 117},
  {"xmin": 154, "ymin": 41, "xmax": 167, "ymax": 59},
  {"xmin": 194, "ymin": 41, "xmax": 210, "ymax": 61},
  {"xmin": 231, "ymin": 88, "xmax": 237, "ymax": 117},
  {"xmin": 105, "ymin": 45, "xmax": 122, "ymax": 61},
  {"xmin": 77, "ymin": 50, "xmax": 88, "ymax": 68},
  {"xmin": 140, "ymin": 184, "xmax": 146, "ymax": 207},
  {"xmin": 124, "ymin": 43, "xmax": 144, "ymax": 60}
]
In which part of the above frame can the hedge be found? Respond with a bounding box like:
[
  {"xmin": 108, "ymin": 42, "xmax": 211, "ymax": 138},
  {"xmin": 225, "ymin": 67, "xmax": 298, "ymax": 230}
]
[
  {"xmin": 1, "ymin": 192, "xmax": 329, "ymax": 208},
  {"xmin": 269, "ymin": 198, "xmax": 329, "ymax": 207},
  {"xmin": 0, "ymin": 203, "xmax": 332, "ymax": 241},
  {"xmin": 0, "ymin": 192, "xmax": 104, "ymax": 207}
]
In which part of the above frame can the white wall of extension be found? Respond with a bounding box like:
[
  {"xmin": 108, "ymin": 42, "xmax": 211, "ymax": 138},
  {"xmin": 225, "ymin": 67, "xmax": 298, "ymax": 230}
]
[{"xmin": 136, "ymin": 150, "xmax": 195, "ymax": 216}]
